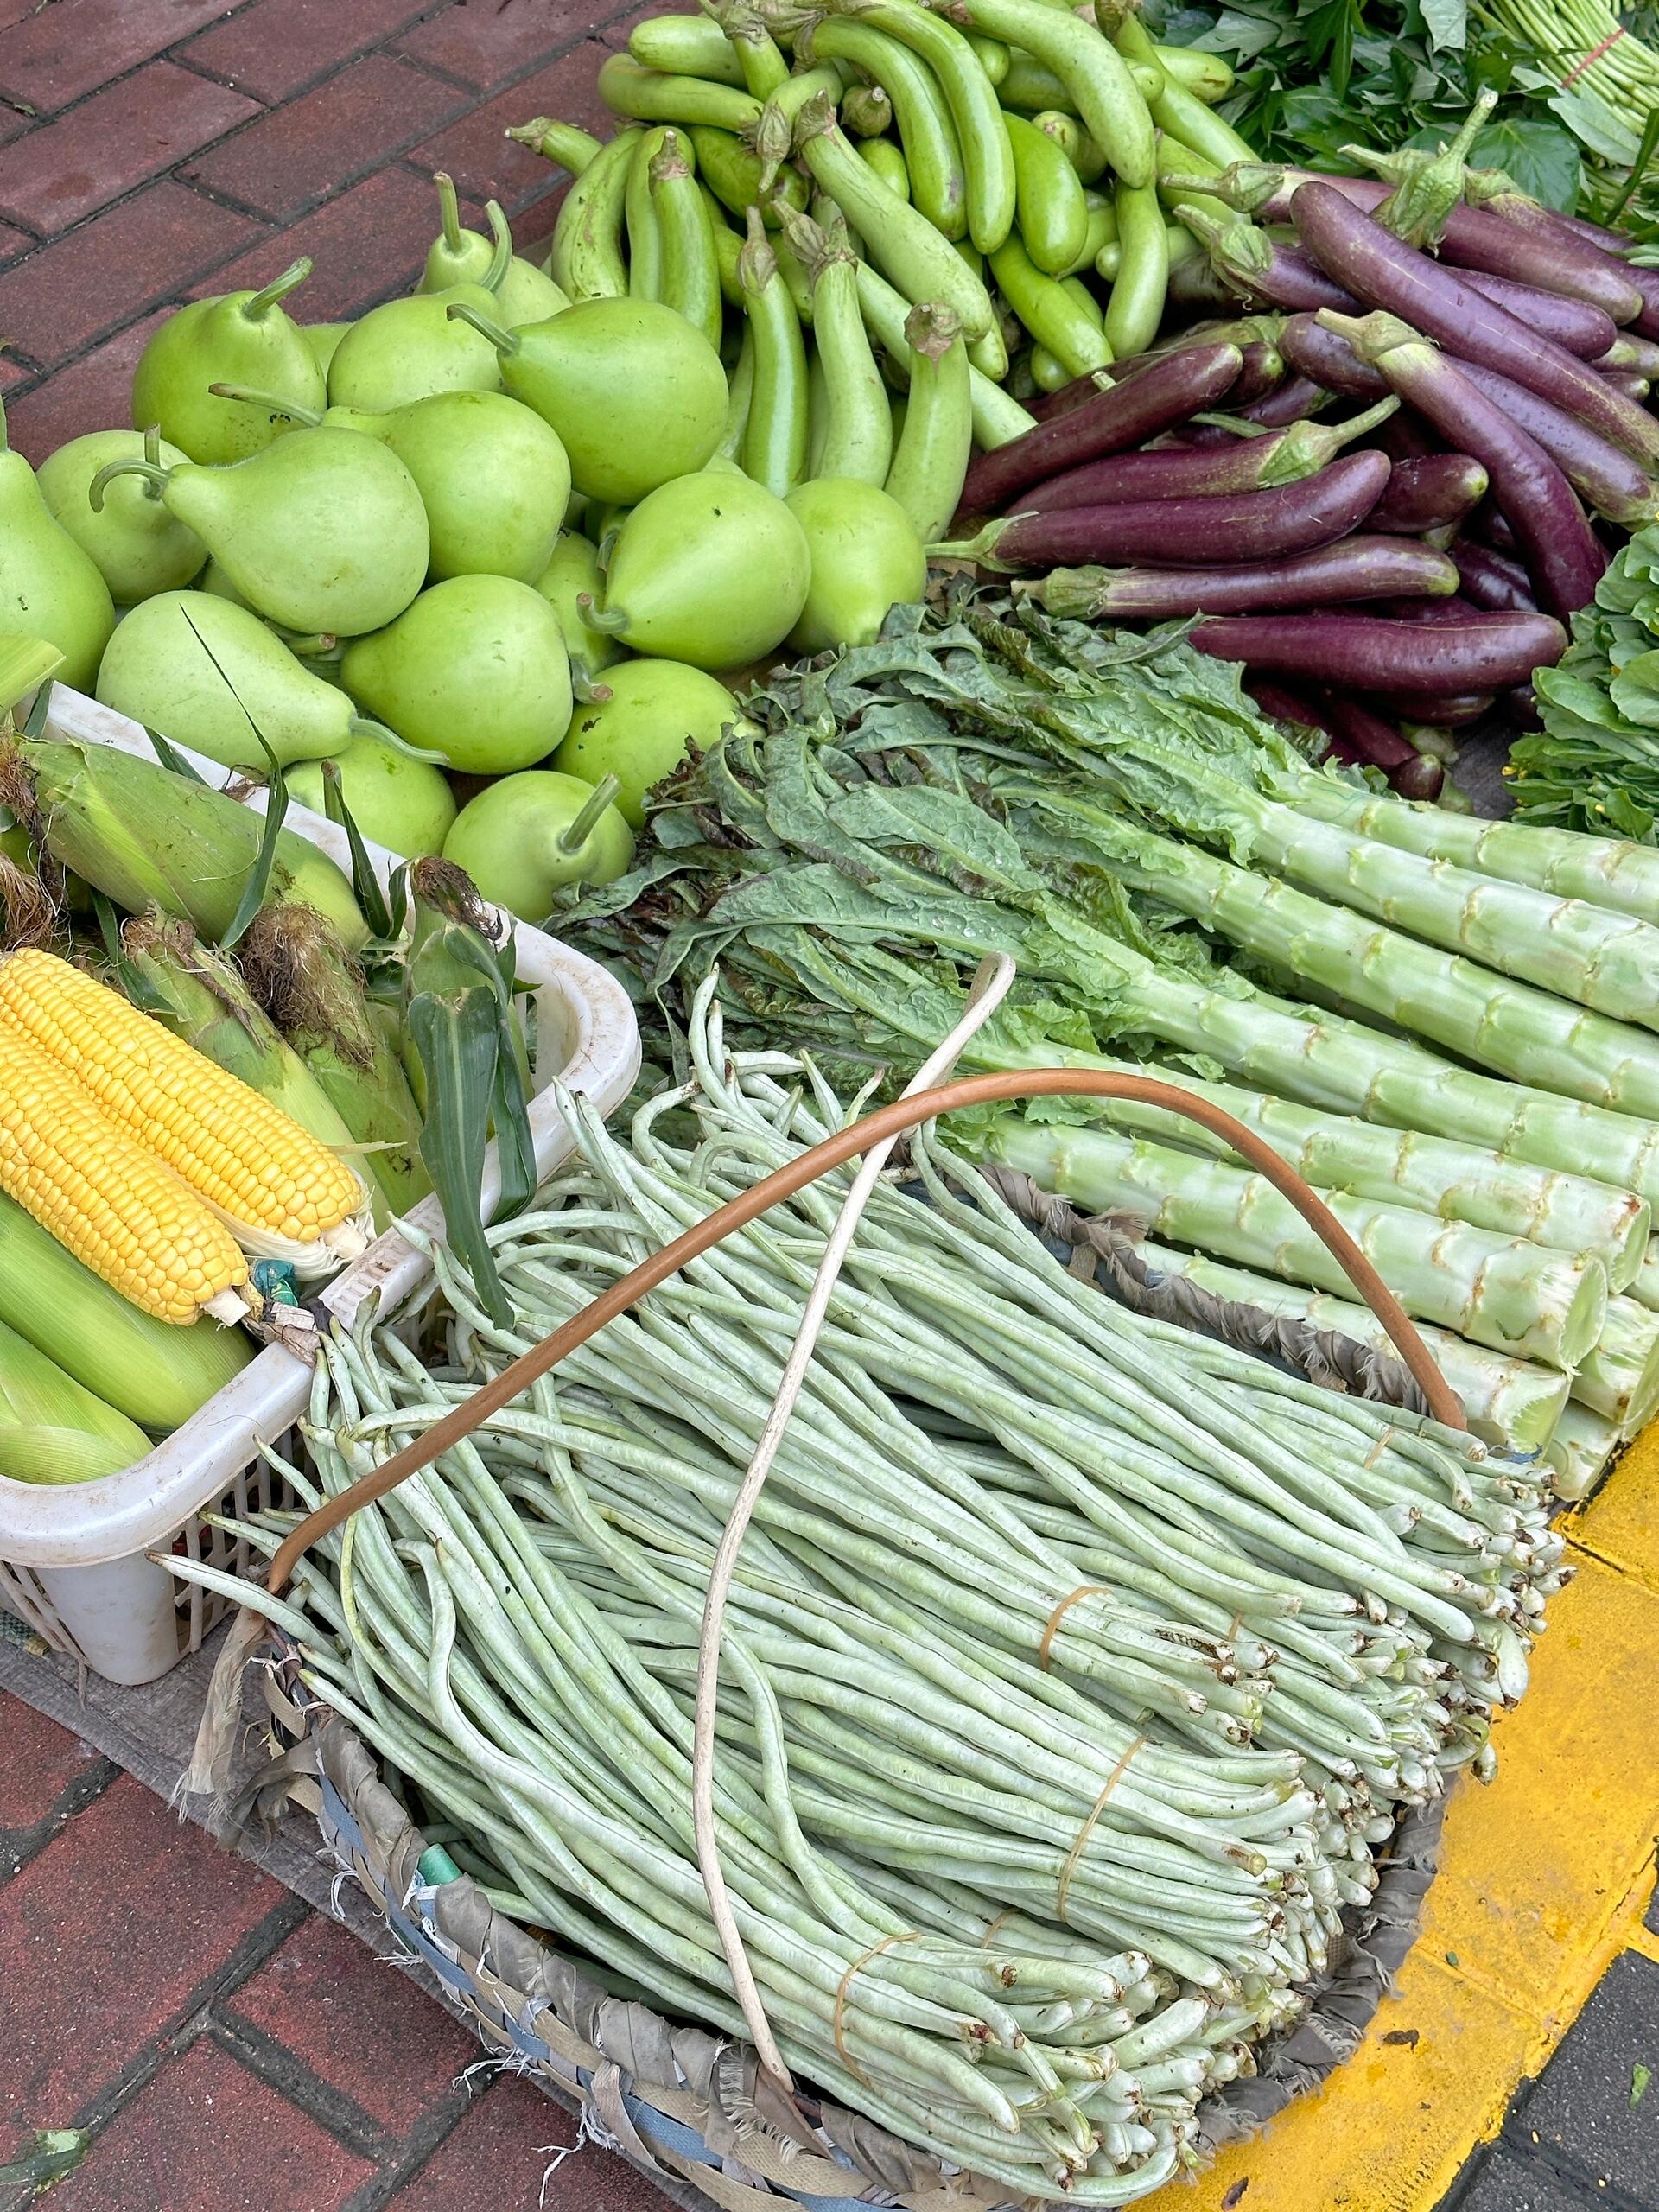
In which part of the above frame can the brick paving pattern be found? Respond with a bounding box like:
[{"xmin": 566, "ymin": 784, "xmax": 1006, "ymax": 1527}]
[
  {"xmin": 0, "ymin": 0, "xmax": 643, "ymax": 461},
  {"xmin": 2, "ymin": 0, "xmax": 1658, "ymax": 2204},
  {"xmin": 0, "ymin": 1690, "xmax": 676, "ymax": 2211}
]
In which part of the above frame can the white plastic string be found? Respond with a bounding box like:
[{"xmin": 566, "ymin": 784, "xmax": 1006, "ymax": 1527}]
[{"xmin": 689, "ymin": 954, "xmax": 1017, "ymax": 2089}]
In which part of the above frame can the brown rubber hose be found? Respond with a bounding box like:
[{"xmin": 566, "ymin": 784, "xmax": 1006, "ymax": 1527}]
[{"xmin": 266, "ymin": 1067, "xmax": 1465, "ymax": 1599}]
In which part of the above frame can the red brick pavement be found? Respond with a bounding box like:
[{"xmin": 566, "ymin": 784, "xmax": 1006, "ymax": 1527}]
[
  {"xmin": 0, "ymin": 1689, "xmax": 677, "ymax": 2210},
  {"xmin": 0, "ymin": 0, "xmax": 643, "ymax": 463}
]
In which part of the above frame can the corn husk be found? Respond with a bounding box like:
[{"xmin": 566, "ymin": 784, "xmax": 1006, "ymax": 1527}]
[
  {"xmin": 0, "ymin": 1316, "xmax": 150, "ymax": 1484},
  {"xmin": 0, "ymin": 734, "xmax": 368, "ymax": 951},
  {"xmin": 241, "ymin": 902, "xmax": 429, "ymax": 1217}
]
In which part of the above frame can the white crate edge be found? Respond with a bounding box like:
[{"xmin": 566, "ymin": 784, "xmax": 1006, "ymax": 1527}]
[{"xmin": 0, "ymin": 684, "xmax": 641, "ymax": 1573}]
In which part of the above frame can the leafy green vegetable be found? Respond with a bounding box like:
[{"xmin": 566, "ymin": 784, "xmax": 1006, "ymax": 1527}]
[
  {"xmin": 1515, "ymin": 524, "xmax": 1659, "ymax": 840},
  {"xmin": 1146, "ymin": 0, "xmax": 1581, "ymax": 206}
]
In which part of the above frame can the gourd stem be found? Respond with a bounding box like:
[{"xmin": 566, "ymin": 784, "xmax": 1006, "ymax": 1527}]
[
  {"xmin": 445, "ymin": 299, "xmax": 519, "ymax": 353},
  {"xmin": 245, "ymin": 257, "xmax": 314, "ymax": 321},
  {"xmin": 89, "ymin": 458, "xmax": 169, "ymax": 513},
  {"xmin": 140, "ymin": 422, "xmax": 164, "ymax": 491},
  {"xmin": 482, "ymin": 201, "xmax": 515, "ymax": 294},
  {"xmin": 351, "ymin": 716, "xmax": 449, "ymax": 765},
  {"xmin": 575, "ymin": 591, "xmax": 630, "ymax": 637},
  {"xmin": 556, "ymin": 774, "xmax": 621, "ymax": 854},
  {"xmin": 207, "ymin": 380, "xmax": 325, "ymax": 427},
  {"xmin": 436, "ymin": 171, "xmax": 465, "ymax": 256}
]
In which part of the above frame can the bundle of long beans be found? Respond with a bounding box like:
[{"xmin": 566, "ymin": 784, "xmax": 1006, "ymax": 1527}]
[{"xmin": 185, "ymin": 981, "xmax": 1560, "ymax": 2203}]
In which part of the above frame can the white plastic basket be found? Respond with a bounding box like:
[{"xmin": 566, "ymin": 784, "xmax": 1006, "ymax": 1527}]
[{"xmin": 0, "ymin": 685, "xmax": 641, "ymax": 1685}]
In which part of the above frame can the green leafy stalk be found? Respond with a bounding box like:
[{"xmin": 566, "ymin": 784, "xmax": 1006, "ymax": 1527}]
[
  {"xmin": 403, "ymin": 859, "xmax": 533, "ymax": 1325},
  {"xmin": 977, "ymin": 1113, "xmax": 1609, "ymax": 1372}
]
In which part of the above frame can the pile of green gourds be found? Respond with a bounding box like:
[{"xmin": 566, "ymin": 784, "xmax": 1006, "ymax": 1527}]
[{"xmin": 0, "ymin": 0, "xmax": 1245, "ymax": 931}]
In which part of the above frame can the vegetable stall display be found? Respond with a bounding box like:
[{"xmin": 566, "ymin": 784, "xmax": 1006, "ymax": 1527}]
[{"xmin": 178, "ymin": 978, "xmax": 1566, "ymax": 2206}]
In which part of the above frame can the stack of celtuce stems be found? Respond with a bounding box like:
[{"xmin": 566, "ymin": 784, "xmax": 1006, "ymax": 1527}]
[
  {"xmin": 557, "ymin": 594, "xmax": 1659, "ymax": 1498},
  {"xmin": 181, "ymin": 980, "xmax": 1561, "ymax": 2203}
]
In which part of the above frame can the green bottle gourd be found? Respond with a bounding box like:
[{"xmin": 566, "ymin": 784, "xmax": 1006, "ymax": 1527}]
[
  {"xmin": 588, "ymin": 468, "xmax": 810, "ymax": 670},
  {"xmin": 784, "ymin": 479, "xmax": 925, "ymax": 651},
  {"xmin": 534, "ymin": 532, "xmax": 622, "ymax": 697},
  {"xmin": 302, "ymin": 323, "xmax": 351, "ymax": 377},
  {"xmin": 0, "ymin": 397, "xmax": 115, "ymax": 691},
  {"xmin": 417, "ymin": 175, "xmax": 571, "ymax": 326},
  {"xmin": 90, "ymin": 429, "xmax": 429, "ymax": 638},
  {"xmin": 95, "ymin": 592, "xmax": 399, "ymax": 772},
  {"xmin": 444, "ymin": 296, "xmax": 728, "ymax": 503},
  {"xmin": 130, "ymin": 257, "xmax": 327, "ymax": 466},
  {"xmin": 552, "ymin": 658, "xmax": 739, "ymax": 828},
  {"xmin": 37, "ymin": 425, "xmax": 206, "ymax": 606},
  {"xmin": 442, "ymin": 770, "xmax": 634, "ymax": 920},
  {"xmin": 327, "ymin": 219, "xmax": 516, "ymax": 415},
  {"xmin": 207, "ymin": 381, "xmax": 570, "ymax": 586},
  {"xmin": 340, "ymin": 575, "xmax": 573, "ymax": 775},
  {"xmin": 287, "ymin": 733, "xmax": 458, "ymax": 860}
]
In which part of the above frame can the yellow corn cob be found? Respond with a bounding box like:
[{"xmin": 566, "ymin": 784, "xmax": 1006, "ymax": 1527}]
[
  {"xmin": 0, "ymin": 949, "xmax": 367, "ymax": 1267},
  {"xmin": 0, "ymin": 1029, "xmax": 250, "ymax": 1325}
]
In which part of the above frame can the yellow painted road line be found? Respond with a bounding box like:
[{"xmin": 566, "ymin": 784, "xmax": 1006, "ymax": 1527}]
[{"xmin": 1155, "ymin": 1430, "xmax": 1659, "ymax": 2212}]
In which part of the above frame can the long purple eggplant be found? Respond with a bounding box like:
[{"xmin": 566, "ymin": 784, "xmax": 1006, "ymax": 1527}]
[
  {"xmin": 1464, "ymin": 187, "xmax": 1659, "ymax": 332},
  {"xmin": 1024, "ymin": 397, "xmax": 1395, "ymax": 510},
  {"xmin": 1029, "ymin": 369, "xmax": 1116, "ymax": 423},
  {"xmin": 1292, "ymin": 182, "xmax": 1659, "ymax": 468},
  {"xmin": 940, "ymin": 448, "xmax": 1389, "ymax": 569},
  {"xmin": 1369, "ymin": 453, "xmax": 1489, "ymax": 534},
  {"xmin": 1192, "ymin": 608, "xmax": 1567, "ymax": 692},
  {"xmin": 1453, "ymin": 540, "xmax": 1536, "ymax": 613},
  {"xmin": 1023, "ymin": 537, "xmax": 1458, "ymax": 618},
  {"xmin": 1182, "ymin": 210, "xmax": 1359, "ymax": 314},
  {"xmin": 1245, "ymin": 677, "xmax": 1440, "ymax": 795},
  {"xmin": 1472, "ymin": 496, "xmax": 1518, "ymax": 554},
  {"xmin": 1605, "ymin": 370, "xmax": 1652, "ymax": 401},
  {"xmin": 1598, "ymin": 334, "xmax": 1659, "ymax": 375},
  {"xmin": 1448, "ymin": 356, "xmax": 1659, "ymax": 529},
  {"xmin": 1434, "ymin": 220, "xmax": 1643, "ymax": 326},
  {"xmin": 1369, "ymin": 690, "xmax": 1495, "ymax": 727},
  {"xmin": 1317, "ymin": 308, "xmax": 1609, "ymax": 616},
  {"xmin": 1176, "ymin": 373, "xmax": 1332, "ymax": 446},
  {"xmin": 1280, "ymin": 313, "xmax": 1389, "ymax": 397},
  {"xmin": 1456, "ymin": 271, "xmax": 1619, "ymax": 359},
  {"xmin": 957, "ymin": 342, "xmax": 1243, "ymax": 515}
]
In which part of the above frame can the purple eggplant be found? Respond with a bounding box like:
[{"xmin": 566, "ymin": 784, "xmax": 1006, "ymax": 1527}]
[
  {"xmin": 1176, "ymin": 373, "xmax": 1332, "ymax": 446},
  {"xmin": 1292, "ymin": 182, "xmax": 1659, "ymax": 469},
  {"xmin": 941, "ymin": 448, "xmax": 1390, "ymax": 570},
  {"xmin": 1453, "ymin": 541, "xmax": 1536, "ymax": 613},
  {"xmin": 1596, "ymin": 334, "xmax": 1659, "ymax": 375},
  {"xmin": 1026, "ymin": 397, "xmax": 1395, "ymax": 510},
  {"xmin": 1433, "ymin": 219, "xmax": 1643, "ymax": 326},
  {"xmin": 1317, "ymin": 308, "xmax": 1609, "ymax": 617},
  {"xmin": 1369, "ymin": 690, "xmax": 1496, "ymax": 727},
  {"xmin": 1192, "ymin": 607, "xmax": 1567, "ymax": 692},
  {"xmin": 1370, "ymin": 453, "xmax": 1489, "ymax": 534},
  {"xmin": 1472, "ymin": 497, "xmax": 1518, "ymax": 554},
  {"xmin": 1023, "ymin": 537, "xmax": 1458, "ymax": 618},
  {"xmin": 1455, "ymin": 271, "xmax": 1619, "ymax": 359},
  {"xmin": 1375, "ymin": 408, "xmax": 1439, "ymax": 461},
  {"xmin": 1461, "ymin": 187, "xmax": 1658, "ymax": 329},
  {"xmin": 1447, "ymin": 356, "xmax": 1659, "ymax": 529},
  {"xmin": 1506, "ymin": 683, "xmax": 1541, "ymax": 729},
  {"xmin": 1605, "ymin": 370, "xmax": 1652, "ymax": 401},
  {"xmin": 1280, "ymin": 313, "xmax": 1389, "ymax": 397},
  {"xmin": 1029, "ymin": 369, "xmax": 1116, "ymax": 423},
  {"xmin": 1244, "ymin": 677, "xmax": 1440, "ymax": 794},
  {"xmin": 1182, "ymin": 209, "xmax": 1359, "ymax": 314},
  {"xmin": 957, "ymin": 342, "xmax": 1243, "ymax": 517}
]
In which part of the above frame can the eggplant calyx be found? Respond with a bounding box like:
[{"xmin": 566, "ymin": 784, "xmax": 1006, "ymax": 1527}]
[{"xmin": 1316, "ymin": 308, "xmax": 1420, "ymax": 367}]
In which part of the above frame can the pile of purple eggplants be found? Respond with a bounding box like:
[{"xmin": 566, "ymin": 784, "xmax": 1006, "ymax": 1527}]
[{"xmin": 939, "ymin": 127, "xmax": 1659, "ymax": 800}]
